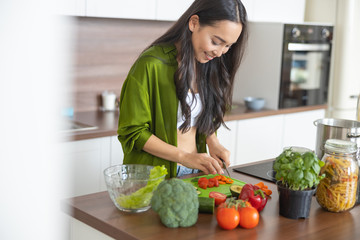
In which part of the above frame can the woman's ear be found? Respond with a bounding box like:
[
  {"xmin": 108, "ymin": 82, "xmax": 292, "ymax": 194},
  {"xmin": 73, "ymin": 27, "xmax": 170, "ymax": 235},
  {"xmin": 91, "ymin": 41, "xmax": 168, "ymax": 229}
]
[{"xmin": 188, "ymin": 15, "xmax": 199, "ymax": 32}]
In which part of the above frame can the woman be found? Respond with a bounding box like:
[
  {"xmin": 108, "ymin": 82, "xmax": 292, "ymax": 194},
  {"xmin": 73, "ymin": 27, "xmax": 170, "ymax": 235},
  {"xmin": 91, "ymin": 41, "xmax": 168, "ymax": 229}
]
[{"xmin": 118, "ymin": 0, "xmax": 248, "ymax": 178}]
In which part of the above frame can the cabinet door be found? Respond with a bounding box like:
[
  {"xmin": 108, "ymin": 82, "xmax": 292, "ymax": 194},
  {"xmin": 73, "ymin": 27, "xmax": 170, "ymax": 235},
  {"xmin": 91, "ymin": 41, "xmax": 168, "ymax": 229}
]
[
  {"xmin": 56, "ymin": 0, "xmax": 86, "ymax": 16},
  {"xmin": 236, "ymin": 115, "xmax": 284, "ymax": 165},
  {"xmin": 86, "ymin": 0, "xmax": 157, "ymax": 20},
  {"xmin": 110, "ymin": 135, "xmax": 124, "ymax": 166},
  {"xmin": 216, "ymin": 120, "xmax": 238, "ymax": 166},
  {"xmin": 62, "ymin": 137, "xmax": 111, "ymax": 198},
  {"xmin": 282, "ymin": 109, "xmax": 325, "ymax": 151},
  {"xmin": 156, "ymin": 0, "xmax": 194, "ymax": 21},
  {"xmin": 252, "ymin": 0, "xmax": 305, "ymax": 22}
]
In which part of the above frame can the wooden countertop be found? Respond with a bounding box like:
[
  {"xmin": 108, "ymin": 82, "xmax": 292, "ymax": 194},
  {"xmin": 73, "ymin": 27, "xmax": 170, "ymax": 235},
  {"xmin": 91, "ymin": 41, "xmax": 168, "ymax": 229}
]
[
  {"xmin": 61, "ymin": 159, "xmax": 360, "ymax": 240},
  {"xmin": 64, "ymin": 104, "xmax": 327, "ymax": 141}
]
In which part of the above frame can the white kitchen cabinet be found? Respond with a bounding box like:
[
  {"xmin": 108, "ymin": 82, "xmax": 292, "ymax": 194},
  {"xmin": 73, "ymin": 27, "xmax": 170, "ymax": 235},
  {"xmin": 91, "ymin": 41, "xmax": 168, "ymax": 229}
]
[
  {"xmin": 110, "ymin": 135, "xmax": 124, "ymax": 166},
  {"xmin": 86, "ymin": 0, "xmax": 157, "ymax": 20},
  {"xmin": 156, "ymin": 0, "xmax": 193, "ymax": 21},
  {"xmin": 282, "ymin": 109, "xmax": 325, "ymax": 151},
  {"xmin": 233, "ymin": 109, "xmax": 326, "ymax": 165},
  {"xmin": 217, "ymin": 120, "xmax": 238, "ymax": 166},
  {"xmin": 235, "ymin": 115, "xmax": 284, "ymax": 165},
  {"xmin": 250, "ymin": 0, "xmax": 305, "ymax": 23},
  {"xmin": 56, "ymin": 0, "xmax": 86, "ymax": 16},
  {"xmin": 61, "ymin": 137, "xmax": 110, "ymax": 198},
  {"xmin": 61, "ymin": 136, "xmax": 123, "ymax": 198}
]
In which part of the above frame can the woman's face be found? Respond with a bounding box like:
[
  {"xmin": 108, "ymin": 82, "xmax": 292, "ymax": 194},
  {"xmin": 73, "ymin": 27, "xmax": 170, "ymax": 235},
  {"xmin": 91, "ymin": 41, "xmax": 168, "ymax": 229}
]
[{"xmin": 189, "ymin": 15, "xmax": 243, "ymax": 63}]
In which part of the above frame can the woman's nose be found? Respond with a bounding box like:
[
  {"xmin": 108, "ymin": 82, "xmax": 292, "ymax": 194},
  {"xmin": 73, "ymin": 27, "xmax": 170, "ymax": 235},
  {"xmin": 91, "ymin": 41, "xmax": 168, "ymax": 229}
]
[{"xmin": 213, "ymin": 46, "xmax": 226, "ymax": 57}]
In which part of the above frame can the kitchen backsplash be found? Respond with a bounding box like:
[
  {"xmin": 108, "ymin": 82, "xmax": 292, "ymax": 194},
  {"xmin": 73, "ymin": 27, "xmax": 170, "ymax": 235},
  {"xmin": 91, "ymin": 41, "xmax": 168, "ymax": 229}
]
[{"xmin": 70, "ymin": 17, "xmax": 173, "ymax": 112}]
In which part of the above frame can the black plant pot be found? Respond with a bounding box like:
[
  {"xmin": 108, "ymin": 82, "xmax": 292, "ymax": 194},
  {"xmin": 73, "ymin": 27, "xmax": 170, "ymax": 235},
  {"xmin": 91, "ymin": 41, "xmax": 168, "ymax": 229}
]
[{"xmin": 277, "ymin": 183, "xmax": 316, "ymax": 219}]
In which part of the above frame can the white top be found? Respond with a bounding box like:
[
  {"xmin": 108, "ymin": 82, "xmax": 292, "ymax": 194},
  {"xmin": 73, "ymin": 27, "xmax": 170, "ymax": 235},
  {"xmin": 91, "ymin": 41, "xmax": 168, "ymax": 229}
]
[{"xmin": 177, "ymin": 92, "xmax": 202, "ymax": 129}]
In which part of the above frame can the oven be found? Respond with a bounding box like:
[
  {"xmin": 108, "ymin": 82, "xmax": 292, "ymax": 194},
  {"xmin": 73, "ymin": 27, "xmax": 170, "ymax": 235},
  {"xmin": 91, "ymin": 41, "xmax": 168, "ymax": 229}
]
[
  {"xmin": 232, "ymin": 22, "xmax": 334, "ymax": 110},
  {"xmin": 279, "ymin": 24, "xmax": 333, "ymax": 108}
]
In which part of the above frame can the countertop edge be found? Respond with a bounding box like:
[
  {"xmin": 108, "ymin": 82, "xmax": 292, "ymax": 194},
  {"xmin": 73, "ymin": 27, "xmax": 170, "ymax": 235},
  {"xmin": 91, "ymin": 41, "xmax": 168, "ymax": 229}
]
[{"xmin": 65, "ymin": 105, "xmax": 327, "ymax": 141}]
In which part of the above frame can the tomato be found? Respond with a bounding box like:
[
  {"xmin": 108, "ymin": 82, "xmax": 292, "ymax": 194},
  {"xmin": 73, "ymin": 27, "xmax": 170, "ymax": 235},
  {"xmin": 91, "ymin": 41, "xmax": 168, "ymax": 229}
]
[
  {"xmin": 208, "ymin": 178, "xmax": 219, "ymax": 187},
  {"xmin": 238, "ymin": 206, "xmax": 259, "ymax": 229},
  {"xmin": 209, "ymin": 191, "xmax": 227, "ymax": 206},
  {"xmin": 198, "ymin": 178, "xmax": 208, "ymax": 189},
  {"xmin": 216, "ymin": 207, "xmax": 240, "ymax": 230}
]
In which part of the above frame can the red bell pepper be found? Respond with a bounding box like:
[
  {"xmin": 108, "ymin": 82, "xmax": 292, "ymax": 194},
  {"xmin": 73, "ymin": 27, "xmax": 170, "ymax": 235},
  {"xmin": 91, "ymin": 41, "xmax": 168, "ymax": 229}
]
[{"xmin": 238, "ymin": 184, "xmax": 268, "ymax": 212}]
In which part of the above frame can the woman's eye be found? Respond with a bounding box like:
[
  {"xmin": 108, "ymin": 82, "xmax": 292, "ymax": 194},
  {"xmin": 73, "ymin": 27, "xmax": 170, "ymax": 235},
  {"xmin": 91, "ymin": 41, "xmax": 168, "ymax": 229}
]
[{"xmin": 211, "ymin": 40, "xmax": 219, "ymax": 46}]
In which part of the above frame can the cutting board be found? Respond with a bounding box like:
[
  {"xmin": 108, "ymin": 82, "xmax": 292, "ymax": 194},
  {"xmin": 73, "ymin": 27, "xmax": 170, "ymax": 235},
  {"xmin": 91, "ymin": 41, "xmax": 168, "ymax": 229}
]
[{"xmin": 183, "ymin": 174, "xmax": 246, "ymax": 198}]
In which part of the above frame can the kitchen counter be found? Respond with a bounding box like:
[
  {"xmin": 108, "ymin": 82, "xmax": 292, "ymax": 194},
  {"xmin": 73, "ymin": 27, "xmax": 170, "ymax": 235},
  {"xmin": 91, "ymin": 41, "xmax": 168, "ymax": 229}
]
[
  {"xmin": 64, "ymin": 104, "xmax": 326, "ymax": 141},
  {"xmin": 61, "ymin": 159, "xmax": 360, "ymax": 240}
]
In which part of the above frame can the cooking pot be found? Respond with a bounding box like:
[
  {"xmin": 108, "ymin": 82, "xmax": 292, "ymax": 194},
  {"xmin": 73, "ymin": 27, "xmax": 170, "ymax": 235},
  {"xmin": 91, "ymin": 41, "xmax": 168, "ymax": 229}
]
[{"xmin": 314, "ymin": 118, "xmax": 360, "ymax": 160}]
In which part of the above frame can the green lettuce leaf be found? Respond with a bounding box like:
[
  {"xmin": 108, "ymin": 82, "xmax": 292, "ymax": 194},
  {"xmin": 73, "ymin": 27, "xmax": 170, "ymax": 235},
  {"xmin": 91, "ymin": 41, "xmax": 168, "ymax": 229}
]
[{"xmin": 116, "ymin": 165, "xmax": 167, "ymax": 209}]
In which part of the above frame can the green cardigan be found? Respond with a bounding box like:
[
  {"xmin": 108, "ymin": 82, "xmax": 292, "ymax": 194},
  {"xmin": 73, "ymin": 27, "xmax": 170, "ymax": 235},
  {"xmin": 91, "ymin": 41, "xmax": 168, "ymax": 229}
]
[{"xmin": 118, "ymin": 44, "xmax": 207, "ymax": 178}]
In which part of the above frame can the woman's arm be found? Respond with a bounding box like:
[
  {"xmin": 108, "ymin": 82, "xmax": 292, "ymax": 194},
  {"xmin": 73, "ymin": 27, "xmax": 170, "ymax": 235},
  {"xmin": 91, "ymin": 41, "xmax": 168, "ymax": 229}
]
[
  {"xmin": 206, "ymin": 133, "xmax": 231, "ymax": 167},
  {"xmin": 143, "ymin": 134, "xmax": 224, "ymax": 175}
]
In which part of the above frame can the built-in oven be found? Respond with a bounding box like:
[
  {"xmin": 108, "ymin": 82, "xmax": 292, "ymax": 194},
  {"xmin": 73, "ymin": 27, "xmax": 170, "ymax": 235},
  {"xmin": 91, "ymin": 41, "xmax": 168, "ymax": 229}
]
[
  {"xmin": 232, "ymin": 22, "xmax": 334, "ymax": 110},
  {"xmin": 279, "ymin": 24, "xmax": 333, "ymax": 108}
]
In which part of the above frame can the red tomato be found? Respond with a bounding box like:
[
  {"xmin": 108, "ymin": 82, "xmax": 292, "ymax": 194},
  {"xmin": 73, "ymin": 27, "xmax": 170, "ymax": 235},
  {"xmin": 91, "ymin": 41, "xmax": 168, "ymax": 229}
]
[
  {"xmin": 216, "ymin": 207, "xmax": 240, "ymax": 230},
  {"xmin": 209, "ymin": 178, "xmax": 219, "ymax": 187},
  {"xmin": 238, "ymin": 206, "xmax": 259, "ymax": 229},
  {"xmin": 209, "ymin": 191, "xmax": 227, "ymax": 206},
  {"xmin": 198, "ymin": 178, "xmax": 208, "ymax": 189}
]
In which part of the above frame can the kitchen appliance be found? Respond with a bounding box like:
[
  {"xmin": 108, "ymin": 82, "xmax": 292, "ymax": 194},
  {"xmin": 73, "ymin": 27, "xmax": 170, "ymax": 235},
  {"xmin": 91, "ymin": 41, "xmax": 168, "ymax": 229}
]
[
  {"xmin": 233, "ymin": 22, "xmax": 334, "ymax": 109},
  {"xmin": 233, "ymin": 160, "xmax": 276, "ymax": 183}
]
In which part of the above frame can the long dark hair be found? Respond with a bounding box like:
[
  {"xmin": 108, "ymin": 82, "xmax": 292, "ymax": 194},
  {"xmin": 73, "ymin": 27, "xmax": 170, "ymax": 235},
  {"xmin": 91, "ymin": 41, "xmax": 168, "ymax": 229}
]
[{"xmin": 150, "ymin": 0, "xmax": 248, "ymax": 135}]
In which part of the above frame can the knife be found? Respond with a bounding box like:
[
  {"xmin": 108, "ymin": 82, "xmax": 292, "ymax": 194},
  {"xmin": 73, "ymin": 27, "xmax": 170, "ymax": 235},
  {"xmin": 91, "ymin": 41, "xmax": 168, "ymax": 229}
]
[{"xmin": 220, "ymin": 158, "xmax": 231, "ymax": 178}]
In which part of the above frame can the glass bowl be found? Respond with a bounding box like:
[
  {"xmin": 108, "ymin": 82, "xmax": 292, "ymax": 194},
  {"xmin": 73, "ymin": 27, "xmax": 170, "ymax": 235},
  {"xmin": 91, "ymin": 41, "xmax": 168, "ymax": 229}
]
[{"xmin": 103, "ymin": 164, "xmax": 166, "ymax": 213}]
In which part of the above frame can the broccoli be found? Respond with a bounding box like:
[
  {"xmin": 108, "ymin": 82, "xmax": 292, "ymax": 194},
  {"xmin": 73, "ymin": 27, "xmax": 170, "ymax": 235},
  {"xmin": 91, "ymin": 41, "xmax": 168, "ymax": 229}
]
[{"xmin": 150, "ymin": 178, "xmax": 199, "ymax": 228}]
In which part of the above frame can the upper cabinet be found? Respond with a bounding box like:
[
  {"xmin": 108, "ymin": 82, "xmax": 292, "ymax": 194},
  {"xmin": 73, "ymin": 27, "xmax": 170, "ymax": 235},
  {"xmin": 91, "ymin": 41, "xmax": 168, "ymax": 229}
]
[
  {"xmin": 86, "ymin": 0, "xmax": 157, "ymax": 20},
  {"xmin": 156, "ymin": 0, "xmax": 194, "ymax": 21},
  {"xmin": 57, "ymin": 0, "xmax": 86, "ymax": 16},
  {"xmin": 58, "ymin": 0, "xmax": 305, "ymax": 23},
  {"xmin": 243, "ymin": 0, "xmax": 305, "ymax": 23}
]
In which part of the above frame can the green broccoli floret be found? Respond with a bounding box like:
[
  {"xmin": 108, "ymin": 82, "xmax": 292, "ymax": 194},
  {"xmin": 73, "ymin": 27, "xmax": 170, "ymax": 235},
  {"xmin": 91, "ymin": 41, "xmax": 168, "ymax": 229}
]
[{"xmin": 150, "ymin": 178, "xmax": 199, "ymax": 228}]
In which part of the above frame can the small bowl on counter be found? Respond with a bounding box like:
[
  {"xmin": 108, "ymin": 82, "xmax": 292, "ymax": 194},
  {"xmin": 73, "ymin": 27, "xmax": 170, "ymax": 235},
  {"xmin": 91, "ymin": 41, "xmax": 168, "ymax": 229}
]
[
  {"xmin": 103, "ymin": 164, "xmax": 166, "ymax": 213},
  {"xmin": 244, "ymin": 97, "xmax": 266, "ymax": 110}
]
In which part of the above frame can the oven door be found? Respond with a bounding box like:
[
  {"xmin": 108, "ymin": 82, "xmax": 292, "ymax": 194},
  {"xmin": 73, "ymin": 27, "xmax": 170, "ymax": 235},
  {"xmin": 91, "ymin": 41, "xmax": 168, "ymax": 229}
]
[{"xmin": 279, "ymin": 42, "xmax": 332, "ymax": 108}]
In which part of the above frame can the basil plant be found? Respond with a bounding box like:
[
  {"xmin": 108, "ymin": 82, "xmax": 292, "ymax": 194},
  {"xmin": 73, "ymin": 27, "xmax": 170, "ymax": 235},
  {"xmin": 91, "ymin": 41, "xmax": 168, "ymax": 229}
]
[{"xmin": 273, "ymin": 148, "xmax": 325, "ymax": 190}]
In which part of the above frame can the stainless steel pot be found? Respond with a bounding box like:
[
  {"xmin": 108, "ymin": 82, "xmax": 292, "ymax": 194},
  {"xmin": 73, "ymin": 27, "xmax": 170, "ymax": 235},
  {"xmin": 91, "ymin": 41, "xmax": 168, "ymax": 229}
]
[{"xmin": 313, "ymin": 118, "xmax": 360, "ymax": 160}]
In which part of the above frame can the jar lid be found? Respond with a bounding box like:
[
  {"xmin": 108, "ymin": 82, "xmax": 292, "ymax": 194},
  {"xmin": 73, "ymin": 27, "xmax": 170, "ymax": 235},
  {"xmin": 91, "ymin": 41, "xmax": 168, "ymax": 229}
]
[{"xmin": 324, "ymin": 139, "xmax": 357, "ymax": 154}]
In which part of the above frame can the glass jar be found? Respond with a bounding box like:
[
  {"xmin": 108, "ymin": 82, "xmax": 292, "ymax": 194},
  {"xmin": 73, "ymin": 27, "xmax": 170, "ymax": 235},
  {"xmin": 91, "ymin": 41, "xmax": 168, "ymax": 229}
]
[{"xmin": 316, "ymin": 139, "xmax": 359, "ymax": 212}]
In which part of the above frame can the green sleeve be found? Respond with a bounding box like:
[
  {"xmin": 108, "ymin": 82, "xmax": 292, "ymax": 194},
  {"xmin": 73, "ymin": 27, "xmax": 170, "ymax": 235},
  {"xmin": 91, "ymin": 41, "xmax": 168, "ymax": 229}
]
[{"xmin": 117, "ymin": 60, "xmax": 153, "ymax": 153}]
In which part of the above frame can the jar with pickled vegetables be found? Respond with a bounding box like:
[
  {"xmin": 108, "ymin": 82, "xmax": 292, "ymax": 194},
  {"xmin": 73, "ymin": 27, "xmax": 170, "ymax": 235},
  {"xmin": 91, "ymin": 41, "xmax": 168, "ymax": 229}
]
[{"xmin": 316, "ymin": 139, "xmax": 358, "ymax": 212}]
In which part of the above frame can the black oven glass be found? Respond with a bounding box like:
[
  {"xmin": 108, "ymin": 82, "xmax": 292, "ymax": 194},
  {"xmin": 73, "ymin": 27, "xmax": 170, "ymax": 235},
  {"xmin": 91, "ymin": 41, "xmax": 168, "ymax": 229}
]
[{"xmin": 279, "ymin": 24, "xmax": 333, "ymax": 109}]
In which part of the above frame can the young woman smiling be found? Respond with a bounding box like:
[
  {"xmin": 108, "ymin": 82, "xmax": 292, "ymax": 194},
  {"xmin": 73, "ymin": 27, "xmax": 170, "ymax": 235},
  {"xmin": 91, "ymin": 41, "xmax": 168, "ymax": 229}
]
[{"xmin": 118, "ymin": 0, "xmax": 248, "ymax": 178}]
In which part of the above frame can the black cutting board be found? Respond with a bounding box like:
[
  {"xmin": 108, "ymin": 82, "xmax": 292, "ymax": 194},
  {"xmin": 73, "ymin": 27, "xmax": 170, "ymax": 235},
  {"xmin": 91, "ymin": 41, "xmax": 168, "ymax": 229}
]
[{"xmin": 233, "ymin": 160, "xmax": 276, "ymax": 183}]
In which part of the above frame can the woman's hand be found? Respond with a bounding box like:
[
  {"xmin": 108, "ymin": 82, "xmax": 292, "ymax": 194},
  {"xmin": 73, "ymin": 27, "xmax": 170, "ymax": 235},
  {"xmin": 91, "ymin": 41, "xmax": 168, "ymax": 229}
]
[
  {"xmin": 206, "ymin": 133, "xmax": 231, "ymax": 168},
  {"xmin": 180, "ymin": 152, "xmax": 224, "ymax": 175},
  {"xmin": 143, "ymin": 134, "xmax": 224, "ymax": 175}
]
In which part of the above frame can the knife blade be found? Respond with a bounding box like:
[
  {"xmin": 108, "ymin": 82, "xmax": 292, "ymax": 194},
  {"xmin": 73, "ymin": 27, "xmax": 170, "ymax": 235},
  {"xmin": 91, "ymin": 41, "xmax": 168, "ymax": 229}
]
[{"xmin": 220, "ymin": 158, "xmax": 231, "ymax": 178}]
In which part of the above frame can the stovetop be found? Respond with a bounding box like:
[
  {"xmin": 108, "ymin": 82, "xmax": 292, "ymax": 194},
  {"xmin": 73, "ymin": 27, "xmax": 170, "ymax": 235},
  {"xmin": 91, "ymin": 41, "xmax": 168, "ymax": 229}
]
[{"xmin": 233, "ymin": 160, "xmax": 276, "ymax": 183}]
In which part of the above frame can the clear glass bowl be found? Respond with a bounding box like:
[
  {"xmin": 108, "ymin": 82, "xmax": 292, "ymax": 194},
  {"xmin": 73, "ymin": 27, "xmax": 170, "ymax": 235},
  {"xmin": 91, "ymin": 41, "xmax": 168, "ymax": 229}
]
[{"xmin": 103, "ymin": 164, "xmax": 166, "ymax": 213}]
